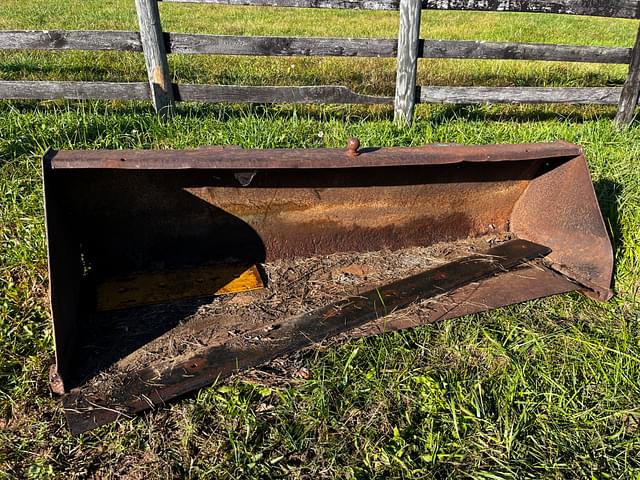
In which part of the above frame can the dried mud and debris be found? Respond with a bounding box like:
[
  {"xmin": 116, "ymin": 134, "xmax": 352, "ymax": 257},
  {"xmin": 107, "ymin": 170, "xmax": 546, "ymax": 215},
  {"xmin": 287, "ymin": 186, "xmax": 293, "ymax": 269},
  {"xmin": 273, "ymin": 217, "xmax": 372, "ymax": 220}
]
[{"xmin": 72, "ymin": 234, "xmax": 515, "ymax": 399}]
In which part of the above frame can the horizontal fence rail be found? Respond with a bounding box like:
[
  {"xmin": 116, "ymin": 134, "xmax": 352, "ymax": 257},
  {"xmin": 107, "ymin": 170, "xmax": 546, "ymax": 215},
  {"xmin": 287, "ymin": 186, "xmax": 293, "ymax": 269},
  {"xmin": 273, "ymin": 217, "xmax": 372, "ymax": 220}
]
[
  {"xmin": 158, "ymin": 0, "xmax": 640, "ymax": 19},
  {"xmin": 418, "ymin": 86, "xmax": 622, "ymax": 104},
  {"xmin": 0, "ymin": 30, "xmax": 632, "ymax": 64},
  {"xmin": 0, "ymin": 81, "xmax": 389, "ymax": 103},
  {"xmin": 0, "ymin": 80, "xmax": 622, "ymax": 105}
]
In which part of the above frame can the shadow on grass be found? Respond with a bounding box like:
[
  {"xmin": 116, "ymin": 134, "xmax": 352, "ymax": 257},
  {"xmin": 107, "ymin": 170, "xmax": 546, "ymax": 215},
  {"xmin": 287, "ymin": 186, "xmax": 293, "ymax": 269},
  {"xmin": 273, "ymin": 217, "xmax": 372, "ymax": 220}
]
[
  {"xmin": 594, "ymin": 179, "xmax": 623, "ymax": 293},
  {"xmin": 423, "ymin": 103, "xmax": 618, "ymax": 124},
  {"xmin": 0, "ymin": 61, "xmax": 127, "ymax": 81},
  {"xmin": 0, "ymin": 98, "xmax": 621, "ymax": 131},
  {"xmin": 437, "ymin": 69, "xmax": 625, "ymax": 89}
]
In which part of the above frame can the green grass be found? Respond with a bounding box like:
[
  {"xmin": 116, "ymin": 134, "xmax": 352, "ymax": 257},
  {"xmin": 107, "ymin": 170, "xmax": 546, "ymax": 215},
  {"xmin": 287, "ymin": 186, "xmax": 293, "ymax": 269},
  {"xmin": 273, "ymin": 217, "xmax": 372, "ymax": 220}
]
[{"xmin": 2, "ymin": 1, "xmax": 640, "ymax": 478}]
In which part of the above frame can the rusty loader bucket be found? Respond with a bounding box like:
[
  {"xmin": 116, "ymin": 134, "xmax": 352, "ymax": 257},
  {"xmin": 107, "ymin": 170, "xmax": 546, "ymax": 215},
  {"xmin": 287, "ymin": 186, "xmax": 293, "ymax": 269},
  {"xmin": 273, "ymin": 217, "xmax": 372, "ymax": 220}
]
[{"xmin": 42, "ymin": 141, "xmax": 613, "ymax": 434}]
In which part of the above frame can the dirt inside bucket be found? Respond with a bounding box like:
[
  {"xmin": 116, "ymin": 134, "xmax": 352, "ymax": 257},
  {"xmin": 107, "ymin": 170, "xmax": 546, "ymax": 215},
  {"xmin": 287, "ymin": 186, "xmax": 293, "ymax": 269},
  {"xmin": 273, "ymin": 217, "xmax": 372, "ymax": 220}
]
[{"xmin": 70, "ymin": 233, "xmax": 516, "ymax": 398}]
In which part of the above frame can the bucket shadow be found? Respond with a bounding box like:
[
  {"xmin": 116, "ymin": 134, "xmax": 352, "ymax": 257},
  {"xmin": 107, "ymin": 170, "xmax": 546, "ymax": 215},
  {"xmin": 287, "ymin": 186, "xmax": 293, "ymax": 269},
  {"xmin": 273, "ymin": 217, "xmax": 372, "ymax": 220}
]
[{"xmin": 593, "ymin": 179, "xmax": 623, "ymax": 292}]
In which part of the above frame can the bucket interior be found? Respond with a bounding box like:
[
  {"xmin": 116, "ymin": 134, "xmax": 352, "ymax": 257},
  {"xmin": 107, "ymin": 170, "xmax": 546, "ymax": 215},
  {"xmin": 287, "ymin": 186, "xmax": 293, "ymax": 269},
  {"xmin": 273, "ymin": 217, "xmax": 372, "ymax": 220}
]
[{"xmin": 43, "ymin": 143, "xmax": 613, "ymax": 433}]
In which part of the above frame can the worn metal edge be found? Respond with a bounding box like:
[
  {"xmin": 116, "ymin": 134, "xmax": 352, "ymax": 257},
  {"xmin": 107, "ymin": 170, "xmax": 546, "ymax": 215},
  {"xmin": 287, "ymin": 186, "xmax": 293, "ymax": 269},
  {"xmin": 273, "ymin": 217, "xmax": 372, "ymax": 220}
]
[{"xmin": 47, "ymin": 142, "xmax": 581, "ymax": 170}]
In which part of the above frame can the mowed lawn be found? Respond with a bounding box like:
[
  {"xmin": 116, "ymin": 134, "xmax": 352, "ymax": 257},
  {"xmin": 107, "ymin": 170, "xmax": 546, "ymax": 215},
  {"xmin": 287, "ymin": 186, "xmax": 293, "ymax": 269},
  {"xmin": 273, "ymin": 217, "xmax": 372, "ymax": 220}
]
[{"xmin": 1, "ymin": 1, "xmax": 640, "ymax": 478}]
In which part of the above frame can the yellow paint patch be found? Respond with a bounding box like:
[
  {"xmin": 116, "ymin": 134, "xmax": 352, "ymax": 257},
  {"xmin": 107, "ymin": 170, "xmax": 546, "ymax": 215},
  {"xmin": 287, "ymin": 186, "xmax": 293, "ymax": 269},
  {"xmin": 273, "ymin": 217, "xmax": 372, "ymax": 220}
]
[
  {"xmin": 96, "ymin": 264, "xmax": 264, "ymax": 312},
  {"xmin": 214, "ymin": 266, "xmax": 264, "ymax": 295}
]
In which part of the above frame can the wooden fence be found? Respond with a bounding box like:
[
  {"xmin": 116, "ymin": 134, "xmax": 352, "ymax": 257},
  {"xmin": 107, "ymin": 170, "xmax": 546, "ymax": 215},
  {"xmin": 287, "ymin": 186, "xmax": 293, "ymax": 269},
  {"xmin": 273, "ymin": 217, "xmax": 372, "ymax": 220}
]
[{"xmin": 1, "ymin": 0, "xmax": 639, "ymax": 126}]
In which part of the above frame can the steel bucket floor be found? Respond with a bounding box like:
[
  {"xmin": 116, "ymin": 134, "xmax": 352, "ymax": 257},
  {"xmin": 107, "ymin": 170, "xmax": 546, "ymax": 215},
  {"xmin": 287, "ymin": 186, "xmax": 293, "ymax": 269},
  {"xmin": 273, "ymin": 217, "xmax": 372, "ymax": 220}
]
[
  {"xmin": 62, "ymin": 236, "xmax": 578, "ymax": 434},
  {"xmin": 68, "ymin": 235, "xmax": 513, "ymax": 388}
]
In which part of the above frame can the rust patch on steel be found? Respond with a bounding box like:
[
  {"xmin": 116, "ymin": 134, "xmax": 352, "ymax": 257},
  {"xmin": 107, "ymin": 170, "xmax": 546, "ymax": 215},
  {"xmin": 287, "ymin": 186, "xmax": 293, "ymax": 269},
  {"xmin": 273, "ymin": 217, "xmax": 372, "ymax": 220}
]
[
  {"xmin": 184, "ymin": 179, "xmax": 528, "ymax": 260},
  {"xmin": 510, "ymin": 152, "xmax": 613, "ymax": 299}
]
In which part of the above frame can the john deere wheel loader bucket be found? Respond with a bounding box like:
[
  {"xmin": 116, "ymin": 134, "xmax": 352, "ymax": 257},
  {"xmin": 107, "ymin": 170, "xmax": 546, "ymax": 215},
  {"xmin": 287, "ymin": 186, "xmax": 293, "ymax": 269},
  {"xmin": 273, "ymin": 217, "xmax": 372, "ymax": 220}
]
[{"xmin": 42, "ymin": 141, "xmax": 613, "ymax": 434}]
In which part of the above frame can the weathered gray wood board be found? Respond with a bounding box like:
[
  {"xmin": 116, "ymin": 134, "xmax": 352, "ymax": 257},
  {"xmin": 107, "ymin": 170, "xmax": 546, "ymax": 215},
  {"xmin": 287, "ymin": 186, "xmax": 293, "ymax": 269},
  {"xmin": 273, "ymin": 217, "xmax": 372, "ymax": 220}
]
[
  {"xmin": 394, "ymin": 0, "xmax": 422, "ymax": 125},
  {"xmin": 615, "ymin": 25, "xmax": 640, "ymax": 127},
  {"xmin": 418, "ymin": 86, "xmax": 622, "ymax": 104},
  {"xmin": 420, "ymin": 0, "xmax": 640, "ymax": 19},
  {"xmin": 159, "ymin": 0, "xmax": 640, "ymax": 18},
  {"xmin": 175, "ymin": 84, "xmax": 391, "ymax": 103},
  {"xmin": 135, "ymin": 0, "xmax": 175, "ymax": 115},
  {"xmin": 0, "ymin": 81, "xmax": 151, "ymax": 100},
  {"xmin": 0, "ymin": 81, "xmax": 622, "ymax": 106},
  {"xmin": 168, "ymin": 34, "xmax": 396, "ymax": 56},
  {"xmin": 173, "ymin": 36, "xmax": 631, "ymax": 63},
  {"xmin": 159, "ymin": 0, "xmax": 401, "ymax": 9},
  {"xmin": 0, "ymin": 30, "xmax": 142, "ymax": 51},
  {"xmin": 0, "ymin": 81, "xmax": 389, "ymax": 104},
  {"xmin": 1, "ymin": 31, "xmax": 631, "ymax": 64},
  {"xmin": 421, "ymin": 39, "xmax": 630, "ymax": 64}
]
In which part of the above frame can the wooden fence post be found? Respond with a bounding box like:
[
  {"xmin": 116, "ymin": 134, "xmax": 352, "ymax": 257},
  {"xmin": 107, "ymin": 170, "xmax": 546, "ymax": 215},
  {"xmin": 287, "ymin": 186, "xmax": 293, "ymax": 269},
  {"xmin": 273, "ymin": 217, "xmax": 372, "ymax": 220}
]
[
  {"xmin": 135, "ymin": 0, "xmax": 175, "ymax": 117},
  {"xmin": 615, "ymin": 23, "xmax": 640, "ymax": 128},
  {"xmin": 394, "ymin": 0, "xmax": 421, "ymax": 127}
]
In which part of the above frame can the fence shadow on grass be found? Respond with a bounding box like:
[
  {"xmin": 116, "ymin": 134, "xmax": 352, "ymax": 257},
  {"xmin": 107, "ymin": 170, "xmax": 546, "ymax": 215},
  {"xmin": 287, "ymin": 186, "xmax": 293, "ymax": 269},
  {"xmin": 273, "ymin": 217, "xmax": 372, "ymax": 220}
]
[
  {"xmin": 422, "ymin": 103, "xmax": 618, "ymax": 124},
  {"xmin": 0, "ymin": 99, "xmax": 620, "ymax": 131},
  {"xmin": 0, "ymin": 60, "xmax": 130, "ymax": 82}
]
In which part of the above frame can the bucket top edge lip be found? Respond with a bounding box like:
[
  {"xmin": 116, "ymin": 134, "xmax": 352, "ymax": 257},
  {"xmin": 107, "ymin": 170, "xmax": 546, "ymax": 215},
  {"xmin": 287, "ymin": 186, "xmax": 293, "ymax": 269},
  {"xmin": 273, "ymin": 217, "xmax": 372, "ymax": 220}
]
[{"xmin": 46, "ymin": 142, "xmax": 583, "ymax": 170}]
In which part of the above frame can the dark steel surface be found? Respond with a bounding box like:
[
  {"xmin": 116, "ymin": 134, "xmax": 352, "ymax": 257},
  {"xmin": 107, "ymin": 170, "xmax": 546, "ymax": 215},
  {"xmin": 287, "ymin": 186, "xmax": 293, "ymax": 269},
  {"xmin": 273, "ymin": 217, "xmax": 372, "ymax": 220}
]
[
  {"xmin": 63, "ymin": 239, "xmax": 552, "ymax": 435},
  {"xmin": 42, "ymin": 150, "xmax": 84, "ymax": 390}
]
